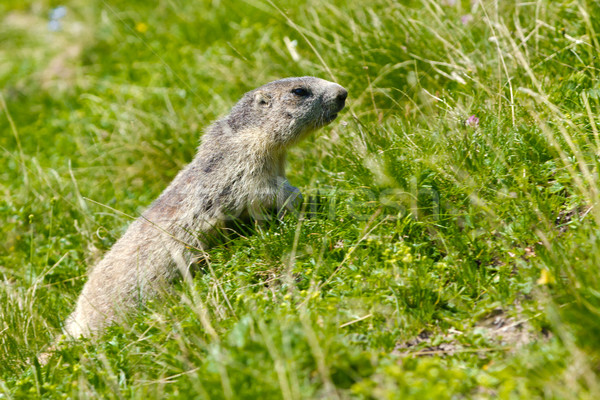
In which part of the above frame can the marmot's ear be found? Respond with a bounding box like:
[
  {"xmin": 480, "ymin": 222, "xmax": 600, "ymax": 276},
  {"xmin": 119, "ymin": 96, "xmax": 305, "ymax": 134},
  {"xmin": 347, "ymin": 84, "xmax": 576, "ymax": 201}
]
[{"xmin": 254, "ymin": 91, "xmax": 273, "ymax": 108}]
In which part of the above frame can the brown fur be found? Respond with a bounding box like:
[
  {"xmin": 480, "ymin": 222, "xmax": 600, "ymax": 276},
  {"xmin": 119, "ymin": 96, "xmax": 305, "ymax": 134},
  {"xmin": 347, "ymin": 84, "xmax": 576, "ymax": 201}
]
[{"xmin": 64, "ymin": 76, "xmax": 347, "ymax": 337}]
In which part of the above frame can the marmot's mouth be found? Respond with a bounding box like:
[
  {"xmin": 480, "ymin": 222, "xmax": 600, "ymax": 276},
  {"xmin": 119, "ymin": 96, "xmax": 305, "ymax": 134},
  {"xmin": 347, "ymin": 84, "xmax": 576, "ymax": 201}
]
[
  {"xmin": 322, "ymin": 101, "xmax": 345, "ymax": 125},
  {"xmin": 324, "ymin": 113, "xmax": 338, "ymax": 123}
]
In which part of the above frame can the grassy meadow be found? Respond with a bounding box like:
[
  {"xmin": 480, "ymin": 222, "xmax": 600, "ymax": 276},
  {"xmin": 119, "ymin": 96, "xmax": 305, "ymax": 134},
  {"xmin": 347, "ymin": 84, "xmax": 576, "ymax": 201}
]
[{"xmin": 2, "ymin": 0, "xmax": 600, "ymax": 398}]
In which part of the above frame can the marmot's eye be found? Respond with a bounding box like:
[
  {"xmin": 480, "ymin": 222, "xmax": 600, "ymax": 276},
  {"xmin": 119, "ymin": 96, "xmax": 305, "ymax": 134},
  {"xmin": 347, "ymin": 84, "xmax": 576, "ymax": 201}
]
[{"xmin": 291, "ymin": 87, "xmax": 310, "ymax": 97}]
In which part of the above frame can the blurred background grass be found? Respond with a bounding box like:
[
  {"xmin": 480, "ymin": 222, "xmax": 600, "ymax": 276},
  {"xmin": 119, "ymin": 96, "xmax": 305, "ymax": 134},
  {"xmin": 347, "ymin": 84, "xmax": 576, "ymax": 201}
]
[{"xmin": 1, "ymin": 0, "xmax": 600, "ymax": 398}]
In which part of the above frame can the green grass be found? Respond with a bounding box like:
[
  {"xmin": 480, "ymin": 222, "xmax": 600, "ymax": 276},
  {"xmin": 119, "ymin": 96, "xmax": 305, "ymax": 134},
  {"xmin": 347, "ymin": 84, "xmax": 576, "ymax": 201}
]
[{"xmin": 2, "ymin": 0, "xmax": 600, "ymax": 398}]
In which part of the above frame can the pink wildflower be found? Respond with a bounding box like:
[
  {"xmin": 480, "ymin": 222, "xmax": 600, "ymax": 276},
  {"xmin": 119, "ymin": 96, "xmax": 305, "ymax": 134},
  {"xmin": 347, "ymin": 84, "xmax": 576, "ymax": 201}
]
[
  {"xmin": 466, "ymin": 115, "xmax": 480, "ymax": 128},
  {"xmin": 461, "ymin": 14, "xmax": 474, "ymax": 25}
]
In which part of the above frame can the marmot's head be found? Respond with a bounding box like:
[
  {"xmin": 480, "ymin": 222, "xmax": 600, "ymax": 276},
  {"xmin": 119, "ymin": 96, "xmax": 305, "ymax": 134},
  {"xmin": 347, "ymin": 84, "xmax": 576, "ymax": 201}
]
[{"xmin": 226, "ymin": 76, "xmax": 347, "ymax": 147}]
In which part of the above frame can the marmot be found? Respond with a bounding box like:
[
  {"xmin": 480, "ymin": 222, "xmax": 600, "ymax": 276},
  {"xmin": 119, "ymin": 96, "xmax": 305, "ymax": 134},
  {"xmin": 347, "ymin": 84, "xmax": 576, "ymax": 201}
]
[{"xmin": 64, "ymin": 76, "xmax": 347, "ymax": 338}]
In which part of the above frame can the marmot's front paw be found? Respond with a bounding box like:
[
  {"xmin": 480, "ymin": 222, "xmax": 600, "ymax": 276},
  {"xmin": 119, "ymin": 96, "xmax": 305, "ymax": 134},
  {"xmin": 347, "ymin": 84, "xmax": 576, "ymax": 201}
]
[{"xmin": 277, "ymin": 180, "xmax": 303, "ymax": 217}]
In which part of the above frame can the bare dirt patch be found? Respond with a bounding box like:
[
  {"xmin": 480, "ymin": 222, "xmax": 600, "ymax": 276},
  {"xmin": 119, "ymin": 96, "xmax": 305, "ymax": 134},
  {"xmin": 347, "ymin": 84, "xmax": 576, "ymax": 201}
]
[{"xmin": 393, "ymin": 306, "xmax": 550, "ymax": 357}]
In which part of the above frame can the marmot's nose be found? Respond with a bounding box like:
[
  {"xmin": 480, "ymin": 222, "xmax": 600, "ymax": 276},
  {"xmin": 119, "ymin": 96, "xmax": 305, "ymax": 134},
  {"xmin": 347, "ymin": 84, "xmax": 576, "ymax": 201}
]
[{"xmin": 335, "ymin": 88, "xmax": 348, "ymax": 109}]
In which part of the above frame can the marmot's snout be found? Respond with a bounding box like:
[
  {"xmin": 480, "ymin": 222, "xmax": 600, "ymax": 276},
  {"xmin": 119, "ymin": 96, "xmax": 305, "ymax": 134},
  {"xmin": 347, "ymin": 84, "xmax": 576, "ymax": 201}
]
[
  {"xmin": 323, "ymin": 84, "xmax": 347, "ymax": 124},
  {"xmin": 335, "ymin": 87, "xmax": 348, "ymax": 110}
]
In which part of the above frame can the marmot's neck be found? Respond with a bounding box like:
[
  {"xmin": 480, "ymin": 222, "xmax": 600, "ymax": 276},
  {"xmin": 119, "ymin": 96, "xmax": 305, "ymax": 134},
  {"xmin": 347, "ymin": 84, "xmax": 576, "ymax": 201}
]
[
  {"xmin": 245, "ymin": 145, "xmax": 287, "ymax": 179},
  {"xmin": 230, "ymin": 126, "xmax": 287, "ymax": 175},
  {"xmin": 203, "ymin": 120, "xmax": 288, "ymax": 177}
]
